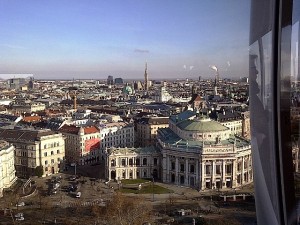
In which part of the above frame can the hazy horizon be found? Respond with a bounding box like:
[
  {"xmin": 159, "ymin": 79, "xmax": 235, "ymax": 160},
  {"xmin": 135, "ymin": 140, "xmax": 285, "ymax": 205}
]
[{"xmin": 0, "ymin": 0, "xmax": 250, "ymax": 79}]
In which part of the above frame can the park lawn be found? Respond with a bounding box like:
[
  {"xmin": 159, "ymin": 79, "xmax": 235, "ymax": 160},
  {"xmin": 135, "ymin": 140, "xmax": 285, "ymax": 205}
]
[
  {"xmin": 121, "ymin": 178, "xmax": 150, "ymax": 185},
  {"xmin": 119, "ymin": 184, "xmax": 174, "ymax": 194}
]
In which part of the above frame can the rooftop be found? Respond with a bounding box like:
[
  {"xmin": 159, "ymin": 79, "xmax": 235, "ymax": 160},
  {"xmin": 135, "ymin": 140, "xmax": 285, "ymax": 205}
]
[
  {"xmin": 0, "ymin": 129, "xmax": 57, "ymax": 143},
  {"xmin": 157, "ymin": 128, "xmax": 250, "ymax": 153},
  {"xmin": 177, "ymin": 117, "xmax": 229, "ymax": 133}
]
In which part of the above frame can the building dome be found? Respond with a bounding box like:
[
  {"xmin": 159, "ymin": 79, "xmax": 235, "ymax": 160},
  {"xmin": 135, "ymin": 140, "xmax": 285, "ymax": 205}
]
[
  {"xmin": 177, "ymin": 116, "xmax": 228, "ymax": 133},
  {"xmin": 122, "ymin": 84, "xmax": 133, "ymax": 95}
]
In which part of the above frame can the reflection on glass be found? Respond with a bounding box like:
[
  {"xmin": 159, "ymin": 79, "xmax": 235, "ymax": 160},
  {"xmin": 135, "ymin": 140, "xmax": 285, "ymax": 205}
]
[{"xmin": 292, "ymin": 3, "xmax": 300, "ymax": 222}]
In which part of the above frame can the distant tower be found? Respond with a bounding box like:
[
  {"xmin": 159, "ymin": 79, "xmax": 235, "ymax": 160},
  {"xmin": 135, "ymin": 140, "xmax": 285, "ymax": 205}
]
[
  {"xmin": 214, "ymin": 76, "xmax": 218, "ymax": 95},
  {"xmin": 28, "ymin": 77, "xmax": 34, "ymax": 89},
  {"xmin": 107, "ymin": 75, "xmax": 114, "ymax": 85},
  {"xmin": 69, "ymin": 87, "xmax": 78, "ymax": 111},
  {"xmin": 192, "ymin": 84, "xmax": 197, "ymax": 95},
  {"xmin": 144, "ymin": 62, "xmax": 148, "ymax": 91}
]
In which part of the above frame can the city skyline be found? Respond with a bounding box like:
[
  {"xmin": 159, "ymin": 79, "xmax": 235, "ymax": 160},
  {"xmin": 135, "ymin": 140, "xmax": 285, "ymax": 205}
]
[{"xmin": 0, "ymin": 0, "xmax": 250, "ymax": 79}]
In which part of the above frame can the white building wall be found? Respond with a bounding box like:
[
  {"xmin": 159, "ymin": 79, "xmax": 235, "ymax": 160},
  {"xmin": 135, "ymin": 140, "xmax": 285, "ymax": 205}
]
[{"xmin": 0, "ymin": 144, "xmax": 16, "ymax": 197}]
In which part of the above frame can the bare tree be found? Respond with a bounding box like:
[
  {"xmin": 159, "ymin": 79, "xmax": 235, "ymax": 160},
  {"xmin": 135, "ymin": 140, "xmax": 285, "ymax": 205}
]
[{"xmin": 98, "ymin": 192, "xmax": 153, "ymax": 225}]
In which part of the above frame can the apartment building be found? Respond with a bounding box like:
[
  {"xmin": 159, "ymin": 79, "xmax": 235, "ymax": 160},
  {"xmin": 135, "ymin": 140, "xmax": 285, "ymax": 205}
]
[
  {"xmin": 0, "ymin": 129, "xmax": 65, "ymax": 178},
  {"xmin": 11, "ymin": 102, "xmax": 46, "ymax": 114},
  {"xmin": 99, "ymin": 122, "xmax": 134, "ymax": 149},
  {"xmin": 210, "ymin": 110, "xmax": 243, "ymax": 136},
  {"xmin": 59, "ymin": 125, "xmax": 100, "ymax": 165},
  {"xmin": 0, "ymin": 140, "xmax": 17, "ymax": 197},
  {"xmin": 135, "ymin": 116, "xmax": 169, "ymax": 147}
]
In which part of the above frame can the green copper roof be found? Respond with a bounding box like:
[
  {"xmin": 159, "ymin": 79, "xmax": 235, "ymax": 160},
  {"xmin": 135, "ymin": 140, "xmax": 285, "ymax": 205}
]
[{"xmin": 177, "ymin": 118, "xmax": 228, "ymax": 132}]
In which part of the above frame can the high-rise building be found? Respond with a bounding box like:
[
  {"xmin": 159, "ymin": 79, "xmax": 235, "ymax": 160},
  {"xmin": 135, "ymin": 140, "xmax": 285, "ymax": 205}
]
[
  {"xmin": 114, "ymin": 78, "xmax": 124, "ymax": 84},
  {"xmin": 107, "ymin": 75, "xmax": 114, "ymax": 85}
]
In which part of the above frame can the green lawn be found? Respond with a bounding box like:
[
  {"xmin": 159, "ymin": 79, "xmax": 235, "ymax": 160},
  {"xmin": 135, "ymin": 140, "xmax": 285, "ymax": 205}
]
[
  {"xmin": 119, "ymin": 184, "xmax": 174, "ymax": 194},
  {"xmin": 121, "ymin": 178, "xmax": 150, "ymax": 185}
]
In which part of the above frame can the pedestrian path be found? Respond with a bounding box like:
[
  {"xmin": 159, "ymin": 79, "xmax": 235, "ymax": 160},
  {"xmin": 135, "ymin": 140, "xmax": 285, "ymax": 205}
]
[{"xmin": 58, "ymin": 199, "xmax": 106, "ymax": 208}]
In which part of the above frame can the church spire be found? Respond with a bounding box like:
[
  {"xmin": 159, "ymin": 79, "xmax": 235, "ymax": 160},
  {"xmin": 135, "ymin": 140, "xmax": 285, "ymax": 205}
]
[{"xmin": 144, "ymin": 62, "xmax": 148, "ymax": 91}]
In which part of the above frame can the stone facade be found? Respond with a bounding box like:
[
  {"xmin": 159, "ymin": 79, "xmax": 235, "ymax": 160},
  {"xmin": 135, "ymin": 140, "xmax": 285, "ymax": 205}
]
[
  {"xmin": 158, "ymin": 110, "xmax": 253, "ymax": 190},
  {"xmin": 0, "ymin": 129, "xmax": 65, "ymax": 178},
  {"xmin": 105, "ymin": 146, "xmax": 160, "ymax": 181},
  {"xmin": 135, "ymin": 117, "xmax": 169, "ymax": 147},
  {"xmin": 106, "ymin": 110, "xmax": 253, "ymax": 191},
  {"xmin": 59, "ymin": 125, "xmax": 100, "ymax": 165},
  {"xmin": 0, "ymin": 141, "xmax": 16, "ymax": 197}
]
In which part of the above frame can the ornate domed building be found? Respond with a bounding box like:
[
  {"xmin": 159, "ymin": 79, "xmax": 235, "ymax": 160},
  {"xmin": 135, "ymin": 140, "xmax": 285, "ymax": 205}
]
[
  {"xmin": 157, "ymin": 110, "xmax": 253, "ymax": 190},
  {"xmin": 122, "ymin": 83, "xmax": 133, "ymax": 96}
]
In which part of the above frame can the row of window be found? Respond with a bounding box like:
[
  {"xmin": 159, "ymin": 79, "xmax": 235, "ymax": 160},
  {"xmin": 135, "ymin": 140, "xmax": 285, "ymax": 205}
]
[
  {"xmin": 101, "ymin": 129, "xmax": 133, "ymax": 137},
  {"xmin": 45, "ymin": 158, "xmax": 62, "ymax": 165},
  {"xmin": 44, "ymin": 150, "xmax": 61, "ymax": 157},
  {"xmin": 205, "ymin": 164, "xmax": 232, "ymax": 175},
  {"xmin": 171, "ymin": 162, "xmax": 195, "ymax": 173},
  {"xmin": 111, "ymin": 158, "xmax": 158, "ymax": 167},
  {"xmin": 43, "ymin": 142, "xmax": 60, "ymax": 149}
]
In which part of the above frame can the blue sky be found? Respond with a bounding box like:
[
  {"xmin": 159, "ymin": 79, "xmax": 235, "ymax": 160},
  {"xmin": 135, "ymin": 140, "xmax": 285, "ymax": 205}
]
[{"xmin": 0, "ymin": 0, "xmax": 250, "ymax": 79}]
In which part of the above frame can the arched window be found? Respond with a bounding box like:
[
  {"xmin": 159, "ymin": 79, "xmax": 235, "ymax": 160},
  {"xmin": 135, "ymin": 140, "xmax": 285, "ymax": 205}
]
[
  {"xmin": 190, "ymin": 165, "xmax": 195, "ymax": 173},
  {"xmin": 154, "ymin": 158, "xmax": 158, "ymax": 165},
  {"xmin": 111, "ymin": 159, "xmax": 115, "ymax": 167},
  {"xmin": 143, "ymin": 158, "xmax": 147, "ymax": 166},
  {"xmin": 136, "ymin": 158, "xmax": 140, "ymax": 166}
]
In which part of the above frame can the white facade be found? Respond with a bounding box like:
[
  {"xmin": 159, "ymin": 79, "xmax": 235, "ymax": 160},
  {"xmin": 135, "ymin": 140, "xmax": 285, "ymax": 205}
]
[
  {"xmin": 220, "ymin": 119, "xmax": 243, "ymax": 135},
  {"xmin": 153, "ymin": 87, "xmax": 172, "ymax": 103},
  {"xmin": 158, "ymin": 111, "xmax": 253, "ymax": 190},
  {"xmin": 39, "ymin": 133, "xmax": 66, "ymax": 177},
  {"xmin": 0, "ymin": 141, "xmax": 16, "ymax": 197},
  {"xmin": 0, "ymin": 129, "xmax": 65, "ymax": 178},
  {"xmin": 105, "ymin": 146, "xmax": 160, "ymax": 181},
  {"xmin": 99, "ymin": 122, "xmax": 134, "ymax": 150}
]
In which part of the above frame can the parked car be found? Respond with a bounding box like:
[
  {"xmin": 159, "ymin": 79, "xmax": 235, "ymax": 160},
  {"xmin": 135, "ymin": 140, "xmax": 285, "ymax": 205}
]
[
  {"xmin": 69, "ymin": 176, "xmax": 76, "ymax": 181},
  {"xmin": 15, "ymin": 216, "xmax": 24, "ymax": 221},
  {"xmin": 15, "ymin": 213, "xmax": 24, "ymax": 218},
  {"xmin": 16, "ymin": 202, "xmax": 25, "ymax": 207},
  {"xmin": 76, "ymin": 192, "xmax": 81, "ymax": 198}
]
